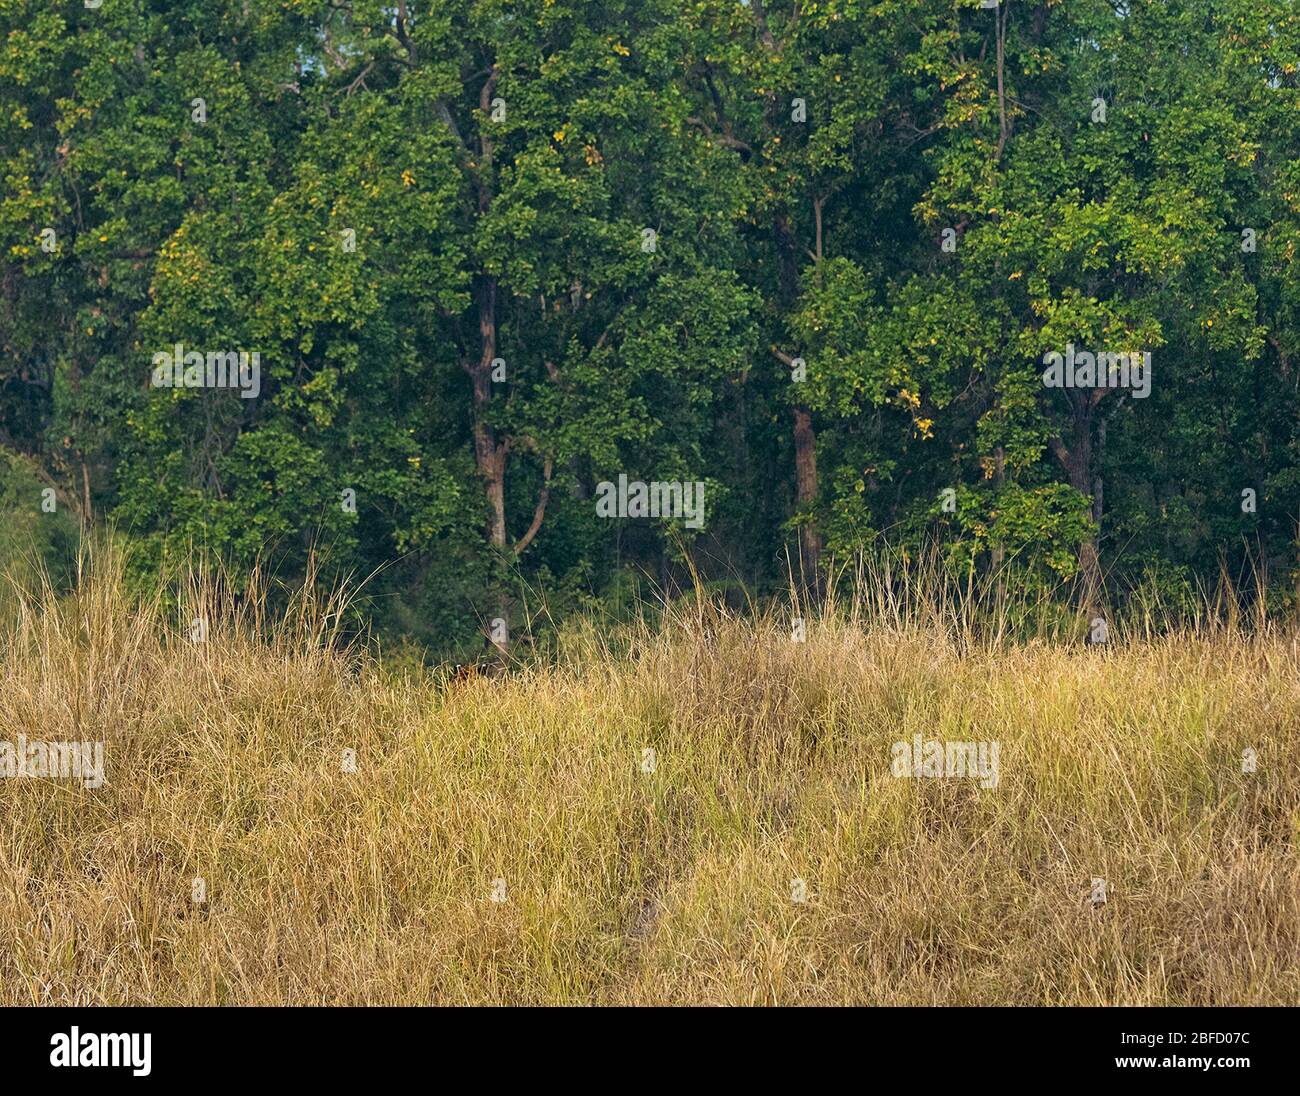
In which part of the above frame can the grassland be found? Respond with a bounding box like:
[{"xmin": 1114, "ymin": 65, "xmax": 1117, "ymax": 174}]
[{"xmin": 1, "ymin": 551, "xmax": 1297, "ymax": 1005}]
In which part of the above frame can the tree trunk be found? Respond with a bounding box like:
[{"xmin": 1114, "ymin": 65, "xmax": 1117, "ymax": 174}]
[
  {"xmin": 774, "ymin": 213, "xmax": 823, "ymax": 596},
  {"xmin": 990, "ymin": 445, "xmax": 1006, "ymax": 572},
  {"xmin": 1065, "ymin": 393, "xmax": 1102, "ymax": 608},
  {"xmin": 1294, "ymin": 513, "xmax": 1300, "ymax": 616},
  {"xmin": 470, "ymin": 69, "xmax": 510, "ymax": 659},
  {"xmin": 471, "ymin": 276, "xmax": 506, "ymax": 551},
  {"xmin": 468, "ymin": 275, "xmax": 510, "ymax": 658},
  {"xmin": 792, "ymin": 405, "xmax": 821, "ymax": 588}
]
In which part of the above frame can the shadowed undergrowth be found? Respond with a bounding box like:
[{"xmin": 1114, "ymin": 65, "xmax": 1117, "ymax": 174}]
[{"xmin": 1, "ymin": 548, "xmax": 1297, "ymax": 1005}]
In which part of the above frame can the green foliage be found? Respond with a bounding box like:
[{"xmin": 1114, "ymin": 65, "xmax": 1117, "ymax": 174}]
[{"xmin": 4, "ymin": 0, "xmax": 1300, "ymax": 646}]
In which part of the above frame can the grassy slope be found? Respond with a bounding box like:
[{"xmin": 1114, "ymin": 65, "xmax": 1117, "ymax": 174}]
[{"xmin": 1, "ymin": 555, "xmax": 1297, "ymax": 1005}]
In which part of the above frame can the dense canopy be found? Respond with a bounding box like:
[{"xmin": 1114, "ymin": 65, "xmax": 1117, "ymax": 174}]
[{"xmin": 3, "ymin": 0, "xmax": 1299, "ymax": 654}]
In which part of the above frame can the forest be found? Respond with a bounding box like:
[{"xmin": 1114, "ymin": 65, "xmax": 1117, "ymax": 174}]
[{"xmin": 5, "ymin": 0, "xmax": 1299, "ymax": 656}]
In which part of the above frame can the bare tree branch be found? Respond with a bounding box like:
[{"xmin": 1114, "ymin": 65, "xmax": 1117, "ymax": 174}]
[{"xmin": 512, "ymin": 455, "xmax": 553, "ymax": 556}]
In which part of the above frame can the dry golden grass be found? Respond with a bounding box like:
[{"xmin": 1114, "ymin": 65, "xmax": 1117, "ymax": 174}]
[{"xmin": 1, "ymin": 549, "xmax": 1298, "ymax": 1005}]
